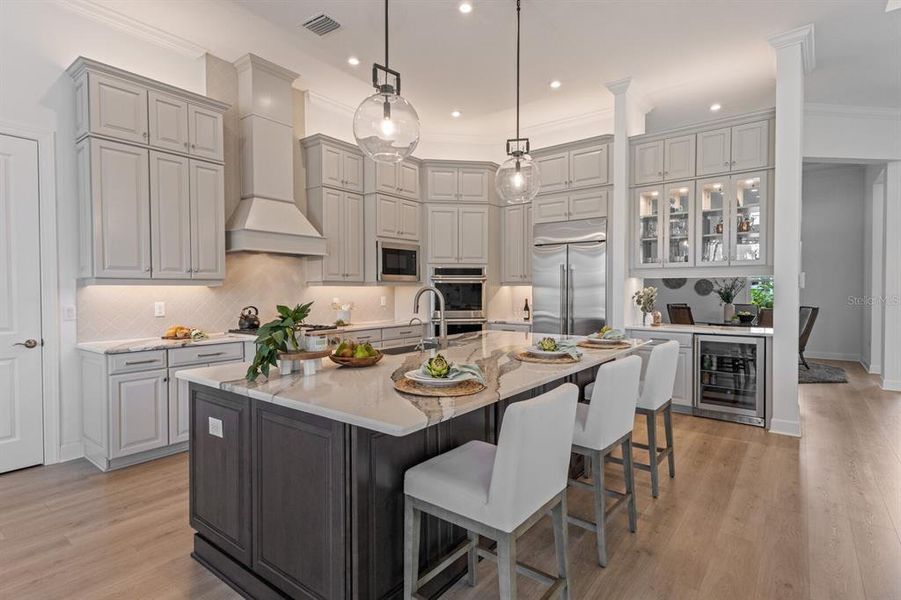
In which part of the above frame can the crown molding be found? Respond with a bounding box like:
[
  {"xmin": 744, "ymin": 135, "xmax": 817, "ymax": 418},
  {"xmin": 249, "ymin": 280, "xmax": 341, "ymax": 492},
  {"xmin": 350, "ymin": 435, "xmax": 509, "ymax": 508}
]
[
  {"xmin": 305, "ymin": 90, "xmax": 357, "ymax": 115},
  {"xmin": 768, "ymin": 24, "xmax": 816, "ymax": 74},
  {"xmin": 805, "ymin": 102, "xmax": 901, "ymax": 121},
  {"xmin": 605, "ymin": 77, "xmax": 632, "ymax": 96},
  {"xmin": 56, "ymin": 0, "xmax": 207, "ymax": 59},
  {"xmin": 234, "ymin": 54, "xmax": 299, "ymax": 82}
]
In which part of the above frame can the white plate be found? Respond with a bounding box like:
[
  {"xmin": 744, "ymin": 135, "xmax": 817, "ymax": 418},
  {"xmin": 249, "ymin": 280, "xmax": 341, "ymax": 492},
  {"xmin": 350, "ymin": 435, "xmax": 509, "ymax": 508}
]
[
  {"xmin": 583, "ymin": 337, "xmax": 629, "ymax": 347},
  {"xmin": 528, "ymin": 347, "xmax": 570, "ymax": 358},
  {"xmin": 404, "ymin": 370, "xmax": 474, "ymax": 387},
  {"xmin": 586, "ymin": 333, "xmax": 625, "ymax": 342}
]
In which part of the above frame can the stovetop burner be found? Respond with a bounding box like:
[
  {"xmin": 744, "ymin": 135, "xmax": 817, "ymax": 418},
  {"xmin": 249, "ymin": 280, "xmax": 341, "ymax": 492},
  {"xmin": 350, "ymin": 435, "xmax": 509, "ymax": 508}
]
[{"xmin": 228, "ymin": 324, "xmax": 338, "ymax": 335}]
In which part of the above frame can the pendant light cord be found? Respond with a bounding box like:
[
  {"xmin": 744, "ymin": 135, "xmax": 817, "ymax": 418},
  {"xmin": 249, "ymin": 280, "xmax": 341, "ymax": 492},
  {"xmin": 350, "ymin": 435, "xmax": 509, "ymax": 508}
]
[
  {"xmin": 515, "ymin": 0, "xmax": 520, "ymax": 139},
  {"xmin": 384, "ymin": 0, "xmax": 389, "ymax": 71}
]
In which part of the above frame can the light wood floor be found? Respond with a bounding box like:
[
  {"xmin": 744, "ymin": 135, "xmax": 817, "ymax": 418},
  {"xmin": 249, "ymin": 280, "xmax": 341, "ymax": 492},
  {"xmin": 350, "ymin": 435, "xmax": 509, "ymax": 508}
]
[{"xmin": 1, "ymin": 361, "xmax": 898, "ymax": 600}]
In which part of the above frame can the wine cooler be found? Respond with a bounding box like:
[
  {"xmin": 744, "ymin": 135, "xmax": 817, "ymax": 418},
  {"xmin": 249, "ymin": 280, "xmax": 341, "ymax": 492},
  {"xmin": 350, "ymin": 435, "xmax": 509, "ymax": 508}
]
[{"xmin": 694, "ymin": 335, "xmax": 765, "ymax": 426}]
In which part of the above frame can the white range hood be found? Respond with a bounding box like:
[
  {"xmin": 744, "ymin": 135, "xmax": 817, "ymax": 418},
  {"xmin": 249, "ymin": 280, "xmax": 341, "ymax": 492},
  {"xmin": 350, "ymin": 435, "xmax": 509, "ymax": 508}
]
[{"xmin": 226, "ymin": 54, "xmax": 326, "ymax": 256}]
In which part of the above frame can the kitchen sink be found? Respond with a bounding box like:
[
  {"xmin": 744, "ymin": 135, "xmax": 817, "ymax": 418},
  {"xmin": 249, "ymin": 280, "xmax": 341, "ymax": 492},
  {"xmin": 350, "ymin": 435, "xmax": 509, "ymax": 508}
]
[{"xmin": 380, "ymin": 341, "xmax": 438, "ymax": 355}]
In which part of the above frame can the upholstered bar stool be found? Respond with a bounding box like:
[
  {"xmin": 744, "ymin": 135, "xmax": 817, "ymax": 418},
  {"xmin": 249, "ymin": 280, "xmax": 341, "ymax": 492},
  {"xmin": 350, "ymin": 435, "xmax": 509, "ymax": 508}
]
[
  {"xmin": 403, "ymin": 384, "xmax": 579, "ymax": 600},
  {"xmin": 585, "ymin": 341, "xmax": 680, "ymax": 498},
  {"xmin": 568, "ymin": 356, "xmax": 642, "ymax": 567}
]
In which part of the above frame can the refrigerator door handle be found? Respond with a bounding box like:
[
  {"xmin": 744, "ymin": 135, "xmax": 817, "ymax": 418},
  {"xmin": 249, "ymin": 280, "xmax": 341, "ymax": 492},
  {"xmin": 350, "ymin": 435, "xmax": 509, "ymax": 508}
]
[
  {"xmin": 559, "ymin": 264, "xmax": 568, "ymax": 335},
  {"xmin": 568, "ymin": 265, "xmax": 575, "ymax": 335}
]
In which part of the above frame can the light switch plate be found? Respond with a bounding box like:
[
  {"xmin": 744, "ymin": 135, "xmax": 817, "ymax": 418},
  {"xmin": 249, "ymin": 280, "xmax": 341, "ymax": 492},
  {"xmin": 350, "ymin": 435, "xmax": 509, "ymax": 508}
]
[
  {"xmin": 63, "ymin": 305, "xmax": 77, "ymax": 321},
  {"xmin": 208, "ymin": 417, "xmax": 223, "ymax": 438},
  {"xmin": 380, "ymin": 296, "xmax": 387, "ymax": 307},
  {"xmin": 154, "ymin": 301, "xmax": 166, "ymax": 317}
]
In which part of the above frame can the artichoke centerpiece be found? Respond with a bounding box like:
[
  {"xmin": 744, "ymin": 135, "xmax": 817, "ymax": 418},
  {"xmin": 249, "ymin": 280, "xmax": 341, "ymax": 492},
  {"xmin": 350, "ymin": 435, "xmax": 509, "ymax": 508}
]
[
  {"xmin": 537, "ymin": 337, "xmax": 559, "ymax": 352},
  {"xmin": 425, "ymin": 354, "xmax": 451, "ymax": 378}
]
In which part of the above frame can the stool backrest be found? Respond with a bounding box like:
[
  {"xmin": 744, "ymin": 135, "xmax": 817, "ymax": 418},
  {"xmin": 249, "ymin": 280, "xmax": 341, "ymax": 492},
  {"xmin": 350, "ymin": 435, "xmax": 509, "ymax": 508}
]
[
  {"xmin": 488, "ymin": 383, "xmax": 578, "ymax": 529},
  {"xmin": 583, "ymin": 356, "xmax": 642, "ymax": 448},
  {"xmin": 639, "ymin": 341, "xmax": 680, "ymax": 409}
]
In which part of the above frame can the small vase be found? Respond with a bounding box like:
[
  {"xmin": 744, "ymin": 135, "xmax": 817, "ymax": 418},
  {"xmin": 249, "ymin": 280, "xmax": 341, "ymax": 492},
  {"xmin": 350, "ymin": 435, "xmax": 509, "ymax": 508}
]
[
  {"xmin": 723, "ymin": 303, "xmax": 735, "ymax": 323},
  {"xmin": 642, "ymin": 312, "xmax": 649, "ymax": 326}
]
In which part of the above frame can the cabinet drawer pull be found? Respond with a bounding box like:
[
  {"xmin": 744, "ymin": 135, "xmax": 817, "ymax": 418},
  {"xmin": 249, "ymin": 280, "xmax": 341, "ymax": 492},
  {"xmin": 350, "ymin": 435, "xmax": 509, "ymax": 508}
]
[
  {"xmin": 124, "ymin": 358, "xmax": 160, "ymax": 366},
  {"xmin": 197, "ymin": 351, "xmax": 226, "ymax": 358},
  {"xmin": 396, "ymin": 329, "xmax": 414, "ymax": 336}
]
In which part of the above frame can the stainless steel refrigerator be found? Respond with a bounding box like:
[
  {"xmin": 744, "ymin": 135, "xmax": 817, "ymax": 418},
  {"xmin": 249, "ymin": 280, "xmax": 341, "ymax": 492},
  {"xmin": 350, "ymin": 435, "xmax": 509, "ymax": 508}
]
[{"xmin": 532, "ymin": 218, "xmax": 607, "ymax": 336}]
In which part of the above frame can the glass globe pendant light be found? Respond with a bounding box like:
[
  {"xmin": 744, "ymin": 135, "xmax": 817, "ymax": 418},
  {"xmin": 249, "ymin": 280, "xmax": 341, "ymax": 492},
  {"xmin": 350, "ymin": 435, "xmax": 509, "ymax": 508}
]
[
  {"xmin": 496, "ymin": 0, "xmax": 540, "ymax": 204},
  {"xmin": 353, "ymin": 0, "xmax": 420, "ymax": 163}
]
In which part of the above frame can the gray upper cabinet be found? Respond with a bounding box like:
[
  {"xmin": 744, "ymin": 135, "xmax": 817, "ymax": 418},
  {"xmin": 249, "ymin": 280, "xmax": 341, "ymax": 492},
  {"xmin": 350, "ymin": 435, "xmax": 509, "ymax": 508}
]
[
  {"xmin": 306, "ymin": 188, "xmax": 365, "ymax": 282},
  {"xmin": 697, "ymin": 127, "xmax": 732, "ymax": 176},
  {"xmin": 368, "ymin": 158, "xmax": 420, "ymax": 200},
  {"xmin": 535, "ymin": 142, "xmax": 610, "ymax": 194},
  {"xmin": 375, "ymin": 194, "xmax": 421, "ymax": 241},
  {"xmin": 424, "ymin": 164, "xmax": 492, "ymax": 203},
  {"xmin": 633, "ymin": 140, "xmax": 665, "ymax": 185},
  {"xmin": 664, "ymin": 135, "xmax": 696, "ymax": 181},
  {"xmin": 696, "ymin": 120, "xmax": 769, "ymax": 176},
  {"xmin": 304, "ymin": 137, "xmax": 364, "ymax": 193},
  {"xmin": 69, "ymin": 57, "xmax": 228, "ymax": 284}
]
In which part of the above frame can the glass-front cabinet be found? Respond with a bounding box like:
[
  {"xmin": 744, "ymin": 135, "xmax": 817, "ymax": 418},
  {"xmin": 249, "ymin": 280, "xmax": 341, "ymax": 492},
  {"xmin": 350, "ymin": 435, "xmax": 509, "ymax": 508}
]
[
  {"xmin": 695, "ymin": 171, "xmax": 768, "ymax": 267},
  {"xmin": 635, "ymin": 186, "xmax": 662, "ymax": 267},
  {"xmin": 634, "ymin": 182, "xmax": 695, "ymax": 269},
  {"xmin": 664, "ymin": 182, "xmax": 694, "ymax": 267},
  {"xmin": 731, "ymin": 173, "xmax": 766, "ymax": 265},
  {"xmin": 697, "ymin": 178, "xmax": 729, "ymax": 265}
]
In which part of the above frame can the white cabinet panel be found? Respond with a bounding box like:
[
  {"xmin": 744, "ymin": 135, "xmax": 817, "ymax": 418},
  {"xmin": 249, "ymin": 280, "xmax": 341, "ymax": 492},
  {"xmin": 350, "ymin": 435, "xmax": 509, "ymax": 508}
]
[
  {"xmin": 148, "ymin": 91, "xmax": 188, "ymax": 153},
  {"xmin": 343, "ymin": 192, "xmax": 364, "ymax": 281},
  {"xmin": 664, "ymin": 135, "xmax": 696, "ymax": 181},
  {"xmin": 89, "ymin": 73, "xmax": 148, "ymax": 144},
  {"xmin": 399, "ymin": 162, "xmax": 420, "ymax": 198},
  {"xmin": 189, "ymin": 160, "xmax": 225, "ymax": 279},
  {"xmin": 149, "ymin": 151, "xmax": 191, "ymax": 279},
  {"xmin": 535, "ymin": 152, "xmax": 569, "ymax": 194},
  {"xmin": 533, "ymin": 194, "xmax": 569, "ymax": 224},
  {"xmin": 427, "ymin": 205, "xmax": 459, "ymax": 262},
  {"xmin": 376, "ymin": 161, "xmax": 398, "ymax": 195},
  {"xmin": 109, "ymin": 369, "xmax": 168, "ymax": 458},
  {"xmin": 568, "ymin": 189, "xmax": 607, "ymax": 220},
  {"xmin": 322, "ymin": 144, "xmax": 343, "ymax": 188},
  {"xmin": 458, "ymin": 206, "xmax": 488, "ymax": 263},
  {"xmin": 570, "ymin": 144, "xmax": 608, "ymax": 188},
  {"xmin": 427, "ymin": 167, "xmax": 458, "ymax": 201},
  {"xmin": 399, "ymin": 200, "xmax": 421, "ymax": 241},
  {"xmin": 376, "ymin": 194, "xmax": 400, "ymax": 238},
  {"xmin": 633, "ymin": 140, "xmax": 664, "ymax": 185},
  {"xmin": 673, "ymin": 346, "xmax": 693, "ymax": 407},
  {"xmin": 321, "ymin": 187, "xmax": 345, "ymax": 279},
  {"xmin": 731, "ymin": 121, "xmax": 769, "ymax": 171},
  {"xmin": 168, "ymin": 365, "xmax": 202, "ymax": 445},
  {"xmin": 697, "ymin": 127, "xmax": 731, "ymax": 176},
  {"xmin": 342, "ymin": 152, "xmax": 364, "ymax": 192},
  {"xmin": 502, "ymin": 205, "xmax": 525, "ymax": 282},
  {"xmin": 524, "ymin": 205, "xmax": 533, "ymax": 281},
  {"xmin": 90, "ymin": 138, "xmax": 151, "ymax": 278},
  {"xmin": 458, "ymin": 169, "xmax": 488, "ymax": 202},
  {"xmin": 188, "ymin": 104, "xmax": 224, "ymax": 161}
]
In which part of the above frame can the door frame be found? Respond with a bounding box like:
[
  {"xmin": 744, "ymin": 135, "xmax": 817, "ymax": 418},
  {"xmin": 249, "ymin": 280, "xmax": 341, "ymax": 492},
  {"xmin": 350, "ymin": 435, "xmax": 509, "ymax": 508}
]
[{"xmin": 0, "ymin": 121, "xmax": 61, "ymax": 465}]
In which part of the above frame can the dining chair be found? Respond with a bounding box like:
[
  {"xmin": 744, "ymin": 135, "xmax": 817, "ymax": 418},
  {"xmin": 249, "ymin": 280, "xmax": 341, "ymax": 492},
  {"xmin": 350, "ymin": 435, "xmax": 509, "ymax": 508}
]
[
  {"xmin": 757, "ymin": 308, "xmax": 773, "ymax": 327},
  {"xmin": 799, "ymin": 306, "xmax": 819, "ymax": 370},
  {"xmin": 667, "ymin": 304, "xmax": 695, "ymax": 325}
]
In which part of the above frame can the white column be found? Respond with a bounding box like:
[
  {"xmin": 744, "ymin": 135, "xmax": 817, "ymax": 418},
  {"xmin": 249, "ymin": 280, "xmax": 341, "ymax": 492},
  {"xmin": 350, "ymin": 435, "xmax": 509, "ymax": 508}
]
[
  {"xmin": 767, "ymin": 25, "xmax": 815, "ymax": 437},
  {"xmin": 882, "ymin": 161, "xmax": 901, "ymax": 390},
  {"xmin": 605, "ymin": 77, "xmax": 649, "ymax": 328}
]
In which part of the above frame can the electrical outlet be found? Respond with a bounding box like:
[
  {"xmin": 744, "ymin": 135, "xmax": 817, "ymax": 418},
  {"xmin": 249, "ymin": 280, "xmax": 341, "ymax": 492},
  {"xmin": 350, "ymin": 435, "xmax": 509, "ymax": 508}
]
[
  {"xmin": 380, "ymin": 296, "xmax": 387, "ymax": 307},
  {"xmin": 154, "ymin": 301, "xmax": 166, "ymax": 317},
  {"xmin": 332, "ymin": 297, "xmax": 340, "ymax": 305},
  {"xmin": 208, "ymin": 417, "xmax": 223, "ymax": 438},
  {"xmin": 62, "ymin": 305, "xmax": 77, "ymax": 321}
]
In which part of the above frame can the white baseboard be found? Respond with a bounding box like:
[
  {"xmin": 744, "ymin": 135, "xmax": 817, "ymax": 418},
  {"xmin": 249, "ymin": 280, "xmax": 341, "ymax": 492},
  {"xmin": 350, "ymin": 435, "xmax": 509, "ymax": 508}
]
[
  {"xmin": 768, "ymin": 418, "xmax": 801, "ymax": 437},
  {"xmin": 805, "ymin": 351, "xmax": 862, "ymax": 362},
  {"xmin": 881, "ymin": 378, "xmax": 901, "ymax": 392},
  {"xmin": 860, "ymin": 357, "xmax": 881, "ymax": 375},
  {"xmin": 58, "ymin": 442, "xmax": 85, "ymax": 463}
]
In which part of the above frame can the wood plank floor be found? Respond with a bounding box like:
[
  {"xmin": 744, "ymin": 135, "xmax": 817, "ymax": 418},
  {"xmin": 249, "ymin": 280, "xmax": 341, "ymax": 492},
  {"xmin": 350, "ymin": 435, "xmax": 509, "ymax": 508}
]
[{"xmin": 1, "ymin": 361, "xmax": 898, "ymax": 600}]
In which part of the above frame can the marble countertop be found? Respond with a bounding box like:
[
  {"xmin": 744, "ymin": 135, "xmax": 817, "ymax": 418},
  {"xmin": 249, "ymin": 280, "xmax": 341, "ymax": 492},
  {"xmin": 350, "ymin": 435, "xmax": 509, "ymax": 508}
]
[
  {"xmin": 625, "ymin": 323, "xmax": 774, "ymax": 337},
  {"xmin": 177, "ymin": 331, "xmax": 647, "ymax": 437},
  {"xmin": 77, "ymin": 333, "xmax": 252, "ymax": 355},
  {"xmin": 488, "ymin": 319, "xmax": 533, "ymax": 326}
]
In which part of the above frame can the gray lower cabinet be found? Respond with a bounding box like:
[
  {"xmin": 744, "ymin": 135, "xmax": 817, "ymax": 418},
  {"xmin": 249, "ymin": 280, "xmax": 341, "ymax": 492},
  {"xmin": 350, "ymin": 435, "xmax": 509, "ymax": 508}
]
[
  {"xmin": 189, "ymin": 387, "xmax": 494, "ymax": 600},
  {"xmin": 109, "ymin": 369, "xmax": 168, "ymax": 458}
]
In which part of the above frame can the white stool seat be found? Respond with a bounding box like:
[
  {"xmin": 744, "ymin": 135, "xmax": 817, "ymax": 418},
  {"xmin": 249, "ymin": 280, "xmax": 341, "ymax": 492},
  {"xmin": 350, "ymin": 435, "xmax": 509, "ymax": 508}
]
[{"xmin": 404, "ymin": 440, "xmax": 495, "ymax": 526}]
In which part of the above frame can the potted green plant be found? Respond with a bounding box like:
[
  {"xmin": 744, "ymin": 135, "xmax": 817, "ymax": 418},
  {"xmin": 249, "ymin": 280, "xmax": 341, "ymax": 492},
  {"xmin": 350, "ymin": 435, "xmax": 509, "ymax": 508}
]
[
  {"xmin": 246, "ymin": 302, "xmax": 313, "ymax": 382},
  {"xmin": 750, "ymin": 278, "xmax": 774, "ymax": 309},
  {"xmin": 712, "ymin": 278, "xmax": 746, "ymax": 322},
  {"xmin": 632, "ymin": 286, "xmax": 658, "ymax": 326}
]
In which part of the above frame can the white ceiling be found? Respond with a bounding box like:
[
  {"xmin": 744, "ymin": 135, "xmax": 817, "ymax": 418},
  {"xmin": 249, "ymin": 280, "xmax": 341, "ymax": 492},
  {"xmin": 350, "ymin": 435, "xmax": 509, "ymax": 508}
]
[{"xmin": 232, "ymin": 0, "xmax": 899, "ymax": 135}]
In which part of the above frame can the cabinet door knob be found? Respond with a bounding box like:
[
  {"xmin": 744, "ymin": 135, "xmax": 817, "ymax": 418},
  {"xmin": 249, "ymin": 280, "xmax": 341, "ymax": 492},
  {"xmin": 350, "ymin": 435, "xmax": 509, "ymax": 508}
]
[
  {"xmin": 731, "ymin": 160, "xmax": 736, "ymax": 166},
  {"xmin": 184, "ymin": 142, "xmax": 189, "ymax": 148},
  {"xmin": 723, "ymin": 161, "xmax": 729, "ymax": 166},
  {"xmin": 191, "ymin": 144, "xmax": 196, "ymax": 149},
  {"xmin": 142, "ymin": 132, "xmax": 148, "ymax": 139},
  {"xmin": 185, "ymin": 268, "xmax": 191, "ymax": 273},
  {"xmin": 144, "ymin": 266, "xmax": 151, "ymax": 272}
]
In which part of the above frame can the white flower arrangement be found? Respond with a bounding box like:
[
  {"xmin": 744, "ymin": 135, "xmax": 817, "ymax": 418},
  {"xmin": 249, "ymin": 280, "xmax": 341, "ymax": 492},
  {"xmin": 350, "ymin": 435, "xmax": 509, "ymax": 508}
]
[{"xmin": 632, "ymin": 286, "xmax": 657, "ymax": 316}]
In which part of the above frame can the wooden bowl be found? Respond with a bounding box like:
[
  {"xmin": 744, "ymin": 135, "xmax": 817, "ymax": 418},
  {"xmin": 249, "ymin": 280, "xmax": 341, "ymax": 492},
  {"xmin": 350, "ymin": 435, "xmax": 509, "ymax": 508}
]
[{"xmin": 328, "ymin": 351, "xmax": 384, "ymax": 368}]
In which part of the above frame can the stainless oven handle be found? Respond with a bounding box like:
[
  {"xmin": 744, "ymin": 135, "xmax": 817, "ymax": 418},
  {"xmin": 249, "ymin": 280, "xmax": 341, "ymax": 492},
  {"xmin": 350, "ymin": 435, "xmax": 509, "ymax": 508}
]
[{"xmin": 430, "ymin": 276, "xmax": 488, "ymax": 282}]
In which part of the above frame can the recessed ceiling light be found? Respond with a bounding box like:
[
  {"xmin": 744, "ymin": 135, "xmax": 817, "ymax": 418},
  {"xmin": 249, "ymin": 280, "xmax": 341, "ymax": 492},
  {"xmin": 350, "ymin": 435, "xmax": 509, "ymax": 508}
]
[
  {"xmin": 459, "ymin": 2, "xmax": 473, "ymax": 14},
  {"xmin": 549, "ymin": 80, "xmax": 562, "ymax": 89},
  {"xmin": 709, "ymin": 103, "xmax": 722, "ymax": 112},
  {"xmin": 451, "ymin": 110, "xmax": 461, "ymax": 118},
  {"xmin": 347, "ymin": 56, "xmax": 360, "ymax": 66}
]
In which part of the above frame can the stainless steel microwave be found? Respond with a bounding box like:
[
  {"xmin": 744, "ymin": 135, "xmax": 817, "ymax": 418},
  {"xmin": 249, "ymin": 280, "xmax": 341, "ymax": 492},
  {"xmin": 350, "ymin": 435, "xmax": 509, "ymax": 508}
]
[{"xmin": 377, "ymin": 241, "xmax": 420, "ymax": 282}]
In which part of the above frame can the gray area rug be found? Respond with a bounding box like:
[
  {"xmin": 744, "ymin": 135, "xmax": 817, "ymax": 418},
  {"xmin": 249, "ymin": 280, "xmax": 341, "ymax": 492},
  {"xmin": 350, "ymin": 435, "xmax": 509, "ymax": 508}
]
[{"xmin": 799, "ymin": 362, "xmax": 848, "ymax": 384}]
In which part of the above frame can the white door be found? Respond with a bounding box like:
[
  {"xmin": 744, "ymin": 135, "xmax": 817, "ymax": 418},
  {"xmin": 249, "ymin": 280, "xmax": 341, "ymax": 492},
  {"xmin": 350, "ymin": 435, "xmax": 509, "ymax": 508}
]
[
  {"xmin": 731, "ymin": 121, "xmax": 769, "ymax": 171},
  {"xmin": 88, "ymin": 73, "xmax": 148, "ymax": 144},
  {"xmin": 399, "ymin": 162, "xmax": 420, "ymax": 198},
  {"xmin": 458, "ymin": 169, "xmax": 488, "ymax": 202},
  {"xmin": 535, "ymin": 152, "xmax": 569, "ymax": 194},
  {"xmin": 187, "ymin": 104, "xmax": 224, "ymax": 161},
  {"xmin": 149, "ymin": 151, "xmax": 191, "ymax": 279},
  {"xmin": 458, "ymin": 206, "xmax": 488, "ymax": 263},
  {"xmin": 633, "ymin": 140, "xmax": 664, "ymax": 185},
  {"xmin": 502, "ymin": 205, "xmax": 525, "ymax": 282},
  {"xmin": 343, "ymin": 192, "xmax": 365, "ymax": 281},
  {"xmin": 109, "ymin": 369, "xmax": 168, "ymax": 458},
  {"xmin": 427, "ymin": 167, "xmax": 458, "ymax": 201},
  {"xmin": 148, "ymin": 91, "xmax": 189, "ymax": 153},
  {"xmin": 342, "ymin": 151, "xmax": 364, "ymax": 192},
  {"xmin": 568, "ymin": 189, "xmax": 607, "ymax": 220},
  {"xmin": 376, "ymin": 194, "xmax": 400, "ymax": 238},
  {"xmin": 697, "ymin": 127, "xmax": 732, "ymax": 176},
  {"xmin": 664, "ymin": 135, "xmax": 696, "ymax": 180},
  {"xmin": 321, "ymin": 187, "xmax": 344, "ymax": 280},
  {"xmin": 90, "ymin": 138, "xmax": 151, "ymax": 278},
  {"xmin": 0, "ymin": 135, "xmax": 44, "ymax": 473},
  {"xmin": 427, "ymin": 205, "xmax": 459, "ymax": 262},
  {"xmin": 399, "ymin": 200, "xmax": 421, "ymax": 241},
  {"xmin": 189, "ymin": 160, "xmax": 225, "ymax": 279},
  {"xmin": 569, "ymin": 144, "xmax": 609, "ymax": 188},
  {"xmin": 532, "ymin": 194, "xmax": 569, "ymax": 224}
]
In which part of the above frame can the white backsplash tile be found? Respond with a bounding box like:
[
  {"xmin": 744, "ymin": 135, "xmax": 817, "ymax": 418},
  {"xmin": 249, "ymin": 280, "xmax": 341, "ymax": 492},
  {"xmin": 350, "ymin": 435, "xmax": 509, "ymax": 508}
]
[{"xmin": 77, "ymin": 253, "xmax": 397, "ymax": 342}]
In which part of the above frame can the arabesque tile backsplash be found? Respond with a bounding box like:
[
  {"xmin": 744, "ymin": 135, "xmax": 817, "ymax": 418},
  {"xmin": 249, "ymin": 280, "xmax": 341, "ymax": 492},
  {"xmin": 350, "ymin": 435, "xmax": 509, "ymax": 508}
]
[{"xmin": 76, "ymin": 253, "xmax": 397, "ymax": 342}]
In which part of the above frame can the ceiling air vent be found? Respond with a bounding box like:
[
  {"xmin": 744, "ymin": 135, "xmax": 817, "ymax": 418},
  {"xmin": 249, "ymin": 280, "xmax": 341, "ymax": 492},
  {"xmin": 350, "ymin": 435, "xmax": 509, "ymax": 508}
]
[{"xmin": 301, "ymin": 14, "xmax": 341, "ymax": 36}]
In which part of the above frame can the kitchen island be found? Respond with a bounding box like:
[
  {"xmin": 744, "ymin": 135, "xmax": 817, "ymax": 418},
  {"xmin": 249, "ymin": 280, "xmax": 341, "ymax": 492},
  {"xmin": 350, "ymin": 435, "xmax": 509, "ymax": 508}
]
[{"xmin": 177, "ymin": 331, "xmax": 644, "ymax": 599}]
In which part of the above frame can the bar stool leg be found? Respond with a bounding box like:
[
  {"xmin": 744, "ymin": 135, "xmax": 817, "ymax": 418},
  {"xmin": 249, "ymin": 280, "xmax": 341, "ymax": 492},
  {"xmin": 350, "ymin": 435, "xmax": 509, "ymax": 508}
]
[
  {"xmin": 646, "ymin": 411, "xmax": 660, "ymax": 498},
  {"xmin": 621, "ymin": 436, "xmax": 637, "ymax": 533},
  {"xmin": 403, "ymin": 497, "xmax": 421, "ymax": 600},
  {"xmin": 497, "ymin": 532, "xmax": 518, "ymax": 600},
  {"xmin": 663, "ymin": 405, "xmax": 675, "ymax": 479},
  {"xmin": 466, "ymin": 530, "xmax": 478, "ymax": 586},
  {"xmin": 551, "ymin": 494, "xmax": 571, "ymax": 600},
  {"xmin": 591, "ymin": 449, "xmax": 608, "ymax": 567}
]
